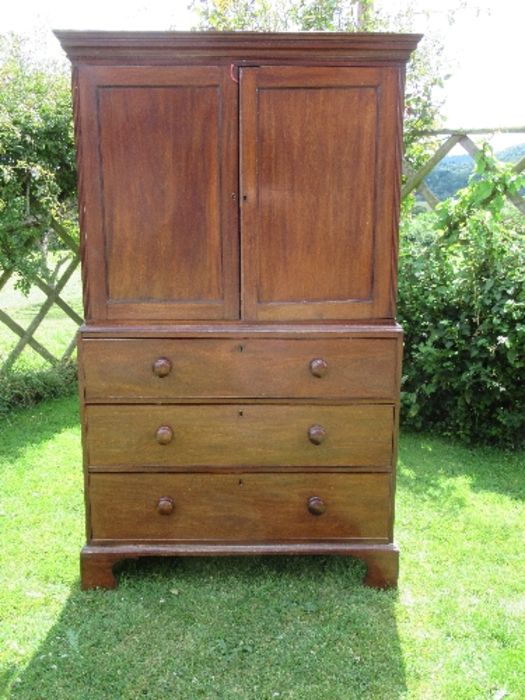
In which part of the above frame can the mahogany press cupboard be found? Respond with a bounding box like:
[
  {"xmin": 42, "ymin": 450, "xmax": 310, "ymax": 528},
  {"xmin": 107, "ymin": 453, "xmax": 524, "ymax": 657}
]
[{"xmin": 55, "ymin": 31, "xmax": 421, "ymax": 589}]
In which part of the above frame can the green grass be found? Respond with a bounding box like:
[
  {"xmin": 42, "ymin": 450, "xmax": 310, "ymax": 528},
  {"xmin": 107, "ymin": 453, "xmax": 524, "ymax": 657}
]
[{"xmin": 1, "ymin": 396, "xmax": 524, "ymax": 699}]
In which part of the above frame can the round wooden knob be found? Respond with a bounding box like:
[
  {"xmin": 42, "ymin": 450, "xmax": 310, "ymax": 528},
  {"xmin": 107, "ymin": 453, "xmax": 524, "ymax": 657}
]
[
  {"xmin": 157, "ymin": 496, "xmax": 174, "ymax": 515},
  {"xmin": 307, "ymin": 496, "xmax": 326, "ymax": 516},
  {"xmin": 155, "ymin": 425, "xmax": 173, "ymax": 445},
  {"xmin": 309, "ymin": 358, "xmax": 328, "ymax": 378},
  {"xmin": 152, "ymin": 357, "xmax": 172, "ymax": 378},
  {"xmin": 308, "ymin": 424, "xmax": 327, "ymax": 445}
]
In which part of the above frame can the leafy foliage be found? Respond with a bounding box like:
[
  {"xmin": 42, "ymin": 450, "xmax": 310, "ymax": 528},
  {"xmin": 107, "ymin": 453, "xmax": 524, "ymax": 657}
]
[
  {"xmin": 0, "ymin": 359, "xmax": 77, "ymax": 419},
  {"xmin": 426, "ymin": 142, "xmax": 525, "ymax": 200},
  {"xmin": 398, "ymin": 147, "xmax": 525, "ymax": 447},
  {"xmin": 0, "ymin": 35, "xmax": 77, "ymax": 293}
]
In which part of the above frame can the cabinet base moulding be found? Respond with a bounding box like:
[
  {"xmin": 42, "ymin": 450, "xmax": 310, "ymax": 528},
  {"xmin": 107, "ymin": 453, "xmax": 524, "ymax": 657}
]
[{"xmin": 80, "ymin": 542, "xmax": 399, "ymax": 590}]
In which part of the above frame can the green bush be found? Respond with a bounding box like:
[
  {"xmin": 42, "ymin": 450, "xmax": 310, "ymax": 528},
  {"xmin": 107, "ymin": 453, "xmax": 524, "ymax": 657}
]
[
  {"xmin": 0, "ymin": 360, "xmax": 77, "ymax": 419},
  {"xmin": 398, "ymin": 149, "xmax": 525, "ymax": 447},
  {"xmin": 0, "ymin": 35, "xmax": 77, "ymax": 293}
]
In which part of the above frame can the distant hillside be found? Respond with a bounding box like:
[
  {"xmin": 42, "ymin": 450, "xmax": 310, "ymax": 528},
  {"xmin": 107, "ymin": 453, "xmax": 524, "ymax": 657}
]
[{"xmin": 425, "ymin": 142, "xmax": 525, "ymax": 200}]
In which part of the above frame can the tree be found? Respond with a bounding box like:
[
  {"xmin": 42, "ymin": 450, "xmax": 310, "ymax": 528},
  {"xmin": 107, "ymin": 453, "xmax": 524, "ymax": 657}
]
[
  {"xmin": 0, "ymin": 34, "xmax": 77, "ymax": 293},
  {"xmin": 190, "ymin": 0, "xmax": 449, "ymax": 167}
]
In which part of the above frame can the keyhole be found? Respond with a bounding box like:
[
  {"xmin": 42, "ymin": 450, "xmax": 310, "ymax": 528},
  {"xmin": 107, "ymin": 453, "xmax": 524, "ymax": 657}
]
[
  {"xmin": 238, "ymin": 409, "xmax": 244, "ymax": 416},
  {"xmin": 238, "ymin": 344, "xmax": 245, "ymax": 352}
]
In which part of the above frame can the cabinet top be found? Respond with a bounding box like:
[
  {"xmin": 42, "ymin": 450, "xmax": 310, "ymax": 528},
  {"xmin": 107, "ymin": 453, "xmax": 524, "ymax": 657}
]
[{"xmin": 54, "ymin": 30, "xmax": 421, "ymax": 65}]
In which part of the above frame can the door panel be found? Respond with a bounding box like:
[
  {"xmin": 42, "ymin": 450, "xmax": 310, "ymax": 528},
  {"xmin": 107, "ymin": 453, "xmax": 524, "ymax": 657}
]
[
  {"xmin": 77, "ymin": 66, "xmax": 239, "ymax": 320},
  {"xmin": 240, "ymin": 66, "xmax": 400, "ymax": 321}
]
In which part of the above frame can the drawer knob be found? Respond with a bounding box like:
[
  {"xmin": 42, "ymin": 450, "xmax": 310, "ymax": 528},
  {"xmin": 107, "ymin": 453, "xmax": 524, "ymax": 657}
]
[
  {"xmin": 308, "ymin": 424, "xmax": 327, "ymax": 445},
  {"xmin": 307, "ymin": 496, "xmax": 326, "ymax": 516},
  {"xmin": 152, "ymin": 357, "xmax": 172, "ymax": 378},
  {"xmin": 155, "ymin": 425, "xmax": 174, "ymax": 445},
  {"xmin": 309, "ymin": 358, "xmax": 328, "ymax": 378},
  {"xmin": 157, "ymin": 496, "xmax": 174, "ymax": 515}
]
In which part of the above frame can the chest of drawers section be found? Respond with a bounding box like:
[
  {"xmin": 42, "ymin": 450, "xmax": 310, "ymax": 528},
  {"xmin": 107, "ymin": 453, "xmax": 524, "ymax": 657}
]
[{"xmin": 78, "ymin": 327, "xmax": 402, "ymax": 589}]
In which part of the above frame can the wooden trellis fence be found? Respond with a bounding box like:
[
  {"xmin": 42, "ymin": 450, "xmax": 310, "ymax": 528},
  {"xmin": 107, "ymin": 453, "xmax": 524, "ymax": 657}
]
[
  {"xmin": 403, "ymin": 126, "xmax": 525, "ymax": 214},
  {"xmin": 0, "ymin": 126, "xmax": 524, "ymax": 373},
  {"xmin": 0, "ymin": 218, "xmax": 82, "ymax": 372}
]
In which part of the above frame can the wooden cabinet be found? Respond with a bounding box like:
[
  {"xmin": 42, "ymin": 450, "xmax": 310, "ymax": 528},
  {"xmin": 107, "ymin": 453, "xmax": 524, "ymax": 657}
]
[{"xmin": 56, "ymin": 30, "xmax": 420, "ymax": 590}]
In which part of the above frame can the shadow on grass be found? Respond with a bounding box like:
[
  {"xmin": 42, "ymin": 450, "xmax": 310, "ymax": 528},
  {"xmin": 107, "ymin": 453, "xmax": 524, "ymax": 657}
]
[
  {"xmin": 0, "ymin": 395, "xmax": 80, "ymax": 469},
  {"xmin": 9, "ymin": 556, "xmax": 406, "ymax": 700},
  {"xmin": 398, "ymin": 431, "xmax": 525, "ymax": 502}
]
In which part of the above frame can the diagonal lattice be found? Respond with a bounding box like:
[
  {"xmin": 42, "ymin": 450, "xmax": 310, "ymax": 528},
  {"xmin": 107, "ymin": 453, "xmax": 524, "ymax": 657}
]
[
  {"xmin": 0, "ymin": 215, "xmax": 81, "ymax": 372},
  {"xmin": 403, "ymin": 127, "xmax": 525, "ymax": 214}
]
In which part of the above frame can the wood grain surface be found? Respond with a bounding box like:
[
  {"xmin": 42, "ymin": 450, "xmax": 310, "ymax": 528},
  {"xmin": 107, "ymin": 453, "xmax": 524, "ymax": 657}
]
[
  {"xmin": 80, "ymin": 337, "xmax": 399, "ymax": 400},
  {"xmin": 85, "ymin": 404, "xmax": 393, "ymax": 468},
  {"xmin": 54, "ymin": 31, "xmax": 419, "ymax": 590},
  {"xmin": 55, "ymin": 30, "xmax": 422, "ymax": 65},
  {"xmin": 76, "ymin": 65, "xmax": 239, "ymax": 320},
  {"xmin": 89, "ymin": 472, "xmax": 391, "ymax": 542},
  {"xmin": 240, "ymin": 65, "xmax": 400, "ymax": 320}
]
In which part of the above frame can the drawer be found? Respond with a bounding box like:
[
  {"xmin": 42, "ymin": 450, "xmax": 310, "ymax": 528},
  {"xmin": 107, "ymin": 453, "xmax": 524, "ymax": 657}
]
[
  {"xmin": 80, "ymin": 338, "xmax": 399, "ymax": 400},
  {"xmin": 85, "ymin": 404, "xmax": 394, "ymax": 469},
  {"xmin": 89, "ymin": 472, "xmax": 391, "ymax": 542}
]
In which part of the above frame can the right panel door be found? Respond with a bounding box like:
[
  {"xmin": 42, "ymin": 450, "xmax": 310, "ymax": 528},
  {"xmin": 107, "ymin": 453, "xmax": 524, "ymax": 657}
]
[{"xmin": 240, "ymin": 66, "xmax": 401, "ymax": 321}]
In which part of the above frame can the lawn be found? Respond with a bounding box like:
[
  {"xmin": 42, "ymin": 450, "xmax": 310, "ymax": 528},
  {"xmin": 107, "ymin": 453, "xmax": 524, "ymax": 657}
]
[{"xmin": 0, "ymin": 396, "xmax": 524, "ymax": 699}]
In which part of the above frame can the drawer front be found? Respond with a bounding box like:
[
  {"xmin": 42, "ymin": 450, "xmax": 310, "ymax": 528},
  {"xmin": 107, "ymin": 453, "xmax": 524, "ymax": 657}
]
[
  {"xmin": 85, "ymin": 404, "xmax": 394, "ymax": 468},
  {"xmin": 81, "ymin": 338, "xmax": 398, "ymax": 400},
  {"xmin": 89, "ymin": 472, "xmax": 391, "ymax": 542}
]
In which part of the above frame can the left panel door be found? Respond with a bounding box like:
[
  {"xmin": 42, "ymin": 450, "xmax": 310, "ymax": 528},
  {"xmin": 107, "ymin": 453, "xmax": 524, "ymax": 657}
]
[{"xmin": 76, "ymin": 65, "xmax": 239, "ymax": 321}]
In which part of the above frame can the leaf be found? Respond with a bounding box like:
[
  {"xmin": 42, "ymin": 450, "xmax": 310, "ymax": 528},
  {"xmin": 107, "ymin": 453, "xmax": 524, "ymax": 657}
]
[{"xmin": 472, "ymin": 180, "xmax": 494, "ymax": 204}]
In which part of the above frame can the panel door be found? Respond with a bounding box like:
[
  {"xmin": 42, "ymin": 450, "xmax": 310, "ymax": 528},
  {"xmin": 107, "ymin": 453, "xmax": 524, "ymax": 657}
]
[
  {"xmin": 240, "ymin": 66, "xmax": 401, "ymax": 321},
  {"xmin": 77, "ymin": 65, "xmax": 239, "ymax": 321}
]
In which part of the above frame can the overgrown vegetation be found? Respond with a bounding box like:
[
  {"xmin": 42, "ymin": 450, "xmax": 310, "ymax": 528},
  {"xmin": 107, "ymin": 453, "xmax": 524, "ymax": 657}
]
[
  {"xmin": 0, "ymin": 36, "xmax": 78, "ymax": 400},
  {"xmin": 399, "ymin": 147, "xmax": 525, "ymax": 447},
  {"xmin": 0, "ymin": 361, "xmax": 77, "ymax": 420},
  {"xmin": 427, "ymin": 142, "xmax": 525, "ymax": 200},
  {"xmin": 0, "ymin": 34, "xmax": 77, "ymax": 293}
]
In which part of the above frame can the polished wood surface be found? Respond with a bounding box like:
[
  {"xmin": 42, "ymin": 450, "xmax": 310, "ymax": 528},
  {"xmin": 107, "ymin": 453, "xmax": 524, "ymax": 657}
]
[
  {"xmin": 79, "ymin": 322, "xmax": 404, "ymax": 337},
  {"xmin": 85, "ymin": 404, "xmax": 393, "ymax": 468},
  {"xmin": 307, "ymin": 495, "xmax": 326, "ymax": 515},
  {"xmin": 152, "ymin": 356, "xmax": 172, "ymax": 378},
  {"xmin": 156, "ymin": 496, "xmax": 175, "ymax": 515},
  {"xmin": 154, "ymin": 425, "xmax": 173, "ymax": 445},
  {"xmin": 80, "ymin": 337, "xmax": 399, "ymax": 400},
  {"xmin": 309, "ymin": 358, "xmax": 329, "ymax": 378},
  {"xmin": 76, "ymin": 65, "xmax": 238, "ymax": 320},
  {"xmin": 241, "ymin": 66, "xmax": 400, "ymax": 320},
  {"xmin": 56, "ymin": 31, "xmax": 417, "ymax": 590},
  {"xmin": 55, "ymin": 30, "xmax": 422, "ymax": 65},
  {"xmin": 89, "ymin": 472, "xmax": 391, "ymax": 542},
  {"xmin": 307, "ymin": 424, "xmax": 328, "ymax": 445}
]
